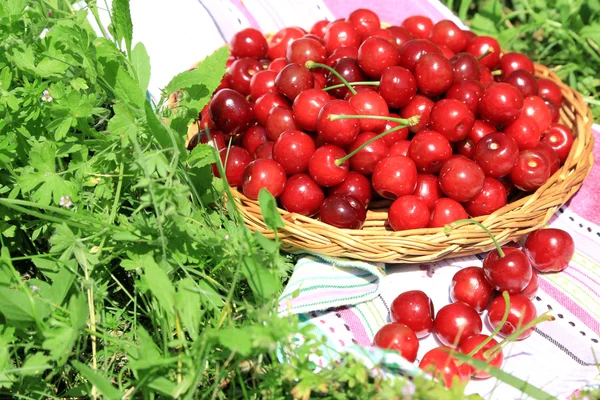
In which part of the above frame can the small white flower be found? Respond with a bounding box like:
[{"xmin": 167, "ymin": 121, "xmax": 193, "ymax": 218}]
[
  {"xmin": 41, "ymin": 90, "xmax": 53, "ymax": 102},
  {"xmin": 59, "ymin": 196, "xmax": 73, "ymax": 208},
  {"xmin": 39, "ymin": 28, "xmax": 49, "ymax": 39},
  {"xmin": 30, "ymin": 285, "xmax": 39, "ymax": 292},
  {"xmin": 224, "ymin": 234, "xmax": 230, "ymax": 240},
  {"xmin": 401, "ymin": 381, "xmax": 416, "ymax": 398}
]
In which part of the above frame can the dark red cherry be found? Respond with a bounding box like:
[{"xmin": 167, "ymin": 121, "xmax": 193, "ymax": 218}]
[
  {"xmin": 286, "ymin": 37, "xmax": 326, "ymax": 65},
  {"xmin": 540, "ymin": 123, "xmax": 574, "ymax": 163},
  {"xmin": 499, "ymin": 52, "xmax": 535, "ymax": 77},
  {"xmin": 187, "ymin": 129, "xmax": 226, "ymax": 152},
  {"xmin": 466, "ymin": 36, "xmax": 501, "ymax": 69},
  {"xmin": 450, "ymin": 52, "xmax": 481, "ymax": 81},
  {"xmin": 430, "ymin": 99, "xmax": 475, "ymax": 143},
  {"xmin": 399, "ymin": 39, "xmax": 442, "ymax": 72},
  {"xmin": 319, "ymin": 194, "xmax": 366, "ymax": 229},
  {"xmin": 376, "ymin": 112, "xmax": 410, "ymax": 146},
  {"xmin": 445, "ymin": 79, "xmax": 485, "ymax": 116},
  {"xmin": 391, "ymin": 290, "xmax": 435, "ymax": 338},
  {"xmin": 241, "ymin": 159, "xmax": 287, "ymax": 200},
  {"xmin": 455, "ymin": 138, "xmax": 475, "ymax": 159},
  {"xmin": 545, "ymin": 100, "xmax": 560, "ymax": 123},
  {"xmin": 326, "ymin": 57, "xmax": 366, "ymax": 99},
  {"xmin": 329, "ymin": 172, "xmax": 372, "ymax": 208},
  {"xmin": 389, "ymin": 140, "xmax": 411, "ymax": 157},
  {"xmin": 434, "ymin": 302, "xmax": 482, "ymax": 347},
  {"xmin": 415, "ymin": 53, "xmax": 454, "ymax": 97},
  {"xmin": 520, "ymin": 96, "xmax": 552, "ymax": 133},
  {"xmin": 347, "ymin": 132, "xmax": 389, "ymax": 175},
  {"xmin": 268, "ymin": 57, "xmax": 289, "ymax": 73},
  {"xmin": 483, "ymin": 247, "xmax": 532, "ymax": 294},
  {"xmin": 503, "ymin": 116, "xmax": 541, "ymax": 150},
  {"xmin": 388, "ymin": 195, "xmax": 430, "ymax": 231},
  {"xmin": 230, "ymin": 28, "xmax": 268, "ymax": 59},
  {"xmin": 400, "ymin": 94, "xmax": 435, "ymax": 133},
  {"xmin": 414, "ymin": 173, "xmax": 443, "ymax": 210},
  {"xmin": 429, "ymin": 20, "xmax": 469, "ymax": 53},
  {"xmin": 469, "ymin": 120, "xmax": 496, "ymax": 144},
  {"xmin": 438, "ymin": 45, "xmax": 456, "ymax": 59},
  {"xmin": 308, "ymin": 144, "xmax": 349, "ymax": 187},
  {"xmin": 242, "ymin": 125, "xmax": 268, "ymax": 156},
  {"xmin": 439, "ymin": 155, "xmax": 485, "ymax": 202},
  {"xmin": 379, "ymin": 66, "xmax": 417, "ymax": 108},
  {"xmin": 254, "ymin": 141, "xmax": 274, "ymax": 160},
  {"xmin": 266, "ymin": 106, "xmax": 298, "ymax": 141},
  {"xmin": 478, "ymin": 82, "xmax": 524, "ymax": 127},
  {"xmin": 428, "ymin": 198, "xmax": 468, "ymax": 228},
  {"xmin": 229, "ymin": 58, "xmax": 264, "ymax": 96},
  {"xmin": 317, "ymin": 100, "xmax": 360, "ymax": 147},
  {"xmin": 402, "ymin": 15, "xmax": 433, "ymax": 39},
  {"xmin": 275, "ymin": 63, "xmax": 314, "ymax": 101},
  {"xmin": 273, "ymin": 130, "xmax": 316, "ymax": 175},
  {"xmin": 458, "ymin": 334, "xmax": 504, "ymax": 379},
  {"xmin": 209, "ymin": 89, "xmax": 254, "ymax": 135},
  {"xmin": 346, "ymin": 8, "xmax": 381, "ymax": 39},
  {"xmin": 479, "ymin": 66, "xmax": 494, "ymax": 84},
  {"xmin": 358, "ymin": 37, "xmax": 402, "ymax": 78},
  {"xmin": 503, "ymin": 69, "xmax": 538, "ymax": 97},
  {"xmin": 472, "ymin": 133, "xmax": 519, "ymax": 178},
  {"xmin": 510, "ymin": 149, "xmax": 551, "ymax": 192},
  {"xmin": 268, "ymin": 27, "xmax": 305, "ymax": 60},
  {"xmin": 312, "ymin": 71, "xmax": 327, "ymax": 89},
  {"xmin": 348, "ymin": 91, "xmax": 389, "ymax": 132},
  {"xmin": 372, "ymin": 156, "xmax": 418, "ymax": 199},
  {"xmin": 310, "ymin": 20, "xmax": 330, "ymax": 39},
  {"xmin": 280, "ymin": 174, "xmax": 324, "ymax": 216},
  {"xmin": 254, "ymin": 92, "xmax": 291, "ymax": 126},
  {"xmin": 537, "ymin": 78, "xmax": 563, "ymax": 106},
  {"xmin": 292, "ymin": 89, "xmax": 333, "ymax": 132},
  {"xmin": 211, "ymin": 146, "xmax": 252, "ymax": 188},
  {"xmin": 386, "ymin": 26, "xmax": 414, "ymax": 48},
  {"xmin": 487, "ymin": 293, "xmax": 537, "ymax": 340},
  {"xmin": 323, "ymin": 21, "xmax": 361, "ymax": 54},
  {"xmin": 373, "ymin": 323, "xmax": 419, "ymax": 362},
  {"xmin": 524, "ymin": 228, "xmax": 575, "ymax": 273},
  {"xmin": 534, "ymin": 142, "xmax": 560, "ymax": 175},
  {"xmin": 250, "ymin": 69, "xmax": 277, "ymax": 100},
  {"xmin": 450, "ymin": 267, "xmax": 494, "ymax": 313},
  {"xmin": 408, "ymin": 130, "xmax": 453, "ymax": 173},
  {"xmin": 464, "ymin": 176, "xmax": 507, "ymax": 217},
  {"xmin": 325, "ymin": 46, "xmax": 359, "ymax": 67}
]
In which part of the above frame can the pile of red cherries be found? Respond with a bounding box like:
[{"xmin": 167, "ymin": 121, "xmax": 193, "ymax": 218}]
[
  {"xmin": 193, "ymin": 9, "xmax": 575, "ymax": 231},
  {"xmin": 373, "ymin": 223, "xmax": 575, "ymax": 387}
]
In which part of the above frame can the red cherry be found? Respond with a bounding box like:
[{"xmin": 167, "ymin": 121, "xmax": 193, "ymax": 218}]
[
  {"xmin": 211, "ymin": 146, "xmax": 252, "ymax": 188},
  {"xmin": 266, "ymin": 106, "xmax": 298, "ymax": 141},
  {"xmin": 376, "ymin": 112, "xmax": 410, "ymax": 146},
  {"xmin": 187, "ymin": 129, "xmax": 226, "ymax": 152},
  {"xmin": 402, "ymin": 15, "xmax": 433, "ymax": 39},
  {"xmin": 473, "ymin": 133, "xmax": 519, "ymax": 178},
  {"xmin": 209, "ymin": 89, "xmax": 254, "ymax": 135},
  {"xmin": 390, "ymin": 290, "xmax": 435, "ymax": 338},
  {"xmin": 373, "ymin": 322, "xmax": 419, "ymax": 362},
  {"xmin": 445, "ymin": 78, "xmax": 484, "ymax": 116},
  {"xmin": 520, "ymin": 96, "xmax": 552, "ymax": 133},
  {"xmin": 479, "ymin": 66, "xmax": 494, "ymax": 84},
  {"xmin": 466, "ymin": 36, "xmax": 501, "ymax": 69},
  {"xmin": 537, "ymin": 78, "xmax": 563, "ymax": 105},
  {"xmin": 503, "ymin": 69, "xmax": 538, "ymax": 97},
  {"xmin": 273, "ymin": 130, "xmax": 316, "ymax": 175},
  {"xmin": 428, "ymin": 198, "xmax": 468, "ymax": 228},
  {"xmin": 319, "ymin": 194, "xmax": 366, "ymax": 229},
  {"xmin": 253, "ymin": 141, "xmax": 274, "ymax": 160},
  {"xmin": 323, "ymin": 21, "xmax": 361, "ymax": 54},
  {"xmin": 450, "ymin": 52, "xmax": 481, "ymax": 81},
  {"xmin": 275, "ymin": 63, "xmax": 314, "ymax": 101},
  {"xmin": 510, "ymin": 149, "xmax": 551, "ymax": 192},
  {"xmin": 388, "ymin": 195, "xmax": 430, "ymax": 231},
  {"xmin": 326, "ymin": 57, "xmax": 366, "ymax": 98},
  {"xmin": 230, "ymin": 28, "xmax": 268, "ymax": 59},
  {"xmin": 329, "ymin": 172, "xmax": 372, "ymax": 208},
  {"xmin": 524, "ymin": 228, "xmax": 575, "ymax": 273},
  {"xmin": 399, "ymin": 39, "xmax": 442, "ymax": 72},
  {"xmin": 310, "ymin": 20, "xmax": 329, "ymax": 39},
  {"xmin": 414, "ymin": 173, "xmax": 444, "ymax": 210},
  {"xmin": 400, "ymin": 94, "xmax": 435, "ymax": 133},
  {"xmin": 268, "ymin": 57, "xmax": 289, "ymax": 72},
  {"xmin": 487, "ymin": 293, "xmax": 537, "ymax": 340},
  {"xmin": 242, "ymin": 126, "xmax": 268, "ymax": 156},
  {"xmin": 439, "ymin": 156, "xmax": 485, "ymax": 202},
  {"xmin": 292, "ymin": 89, "xmax": 333, "ymax": 132},
  {"xmin": 346, "ymin": 8, "xmax": 380, "ymax": 39},
  {"xmin": 429, "ymin": 20, "xmax": 469, "ymax": 53},
  {"xmin": 463, "ymin": 30, "xmax": 477, "ymax": 42},
  {"xmin": 469, "ymin": 120, "xmax": 496, "ymax": 144},
  {"xmin": 317, "ymin": 100, "xmax": 360, "ymax": 147},
  {"xmin": 312, "ymin": 70, "xmax": 327, "ymax": 89},
  {"xmin": 408, "ymin": 130, "xmax": 453, "ymax": 173},
  {"xmin": 534, "ymin": 142, "xmax": 560, "ymax": 175},
  {"xmin": 430, "ymin": 99, "xmax": 475, "ymax": 143},
  {"xmin": 372, "ymin": 156, "xmax": 418, "ymax": 199},
  {"xmin": 503, "ymin": 116, "xmax": 541, "ymax": 150},
  {"xmin": 348, "ymin": 91, "xmax": 389, "ymax": 132},
  {"xmin": 347, "ymin": 132, "xmax": 389, "ymax": 175},
  {"xmin": 325, "ymin": 46, "xmax": 359, "ymax": 67},
  {"xmin": 438, "ymin": 45, "xmax": 456, "ymax": 59},
  {"xmin": 228, "ymin": 58, "xmax": 264, "ymax": 96},
  {"xmin": 268, "ymin": 27, "xmax": 305, "ymax": 60},
  {"xmin": 286, "ymin": 37, "xmax": 326, "ymax": 66},
  {"xmin": 250, "ymin": 69, "xmax": 277, "ymax": 100},
  {"xmin": 458, "ymin": 334, "xmax": 503, "ymax": 379},
  {"xmin": 241, "ymin": 159, "xmax": 287, "ymax": 199},
  {"xmin": 308, "ymin": 144, "xmax": 349, "ymax": 187},
  {"xmin": 358, "ymin": 37, "xmax": 401, "ymax": 78},
  {"xmin": 386, "ymin": 26, "xmax": 414, "ymax": 48},
  {"xmin": 419, "ymin": 346, "xmax": 470, "ymax": 388},
  {"xmin": 389, "ymin": 140, "xmax": 411, "ymax": 157},
  {"xmin": 499, "ymin": 52, "xmax": 535, "ymax": 77},
  {"xmin": 254, "ymin": 92, "xmax": 291, "ymax": 126},
  {"xmin": 521, "ymin": 270, "xmax": 539, "ymax": 299},
  {"xmin": 343, "ymin": 84, "xmax": 376, "ymax": 100},
  {"xmin": 415, "ymin": 52, "xmax": 454, "ymax": 97},
  {"xmin": 280, "ymin": 174, "xmax": 324, "ymax": 216},
  {"xmin": 455, "ymin": 138, "xmax": 475, "ymax": 159},
  {"xmin": 379, "ymin": 66, "xmax": 417, "ymax": 108},
  {"xmin": 199, "ymin": 104, "xmax": 216, "ymax": 131},
  {"xmin": 483, "ymin": 247, "xmax": 532, "ymax": 293},
  {"xmin": 540, "ymin": 123, "xmax": 574, "ymax": 163},
  {"xmin": 450, "ymin": 267, "xmax": 495, "ymax": 312},
  {"xmin": 464, "ymin": 176, "xmax": 507, "ymax": 217},
  {"xmin": 478, "ymin": 83, "xmax": 524, "ymax": 127},
  {"xmin": 434, "ymin": 302, "xmax": 482, "ymax": 347},
  {"xmin": 545, "ymin": 99, "xmax": 560, "ymax": 123}
]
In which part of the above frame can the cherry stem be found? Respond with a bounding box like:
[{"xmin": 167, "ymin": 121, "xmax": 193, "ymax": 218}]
[
  {"xmin": 332, "ymin": 114, "xmax": 421, "ymax": 167},
  {"xmin": 444, "ymin": 219, "xmax": 505, "ymax": 258},
  {"xmin": 476, "ymin": 47, "xmax": 495, "ymax": 61},
  {"xmin": 491, "ymin": 69, "xmax": 502, "ymax": 76},
  {"xmin": 305, "ymin": 61, "xmax": 357, "ymax": 95},
  {"xmin": 323, "ymin": 81, "xmax": 381, "ymax": 92},
  {"xmin": 465, "ymin": 291, "xmax": 510, "ymax": 360},
  {"xmin": 328, "ymin": 114, "xmax": 417, "ymax": 124}
]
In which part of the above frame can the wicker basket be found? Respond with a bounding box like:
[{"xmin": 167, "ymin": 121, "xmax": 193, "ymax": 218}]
[{"xmin": 180, "ymin": 46, "xmax": 594, "ymax": 264}]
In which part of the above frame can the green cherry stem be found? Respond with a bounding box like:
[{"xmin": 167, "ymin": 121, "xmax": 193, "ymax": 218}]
[
  {"xmin": 305, "ymin": 61, "xmax": 358, "ymax": 95},
  {"xmin": 328, "ymin": 114, "xmax": 417, "ymax": 124},
  {"xmin": 476, "ymin": 47, "xmax": 495, "ymax": 61},
  {"xmin": 333, "ymin": 114, "xmax": 421, "ymax": 167},
  {"xmin": 465, "ymin": 291, "xmax": 511, "ymax": 360},
  {"xmin": 491, "ymin": 69, "xmax": 503, "ymax": 76},
  {"xmin": 444, "ymin": 219, "xmax": 505, "ymax": 258},
  {"xmin": 323, "ymin": 81, "xmax": 381, "ymax": 92}
]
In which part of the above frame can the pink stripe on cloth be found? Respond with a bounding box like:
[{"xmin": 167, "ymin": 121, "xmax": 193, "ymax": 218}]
[
  {"xmin": 539, "ymin": 278, "xmax": 600, "ymax": 333},
  {"xmin": 337, "ymin": 306, "xmax": 372, "ymax": 346},
  {"xmin": 228, "ymin": 0, "xmax": 262, "ymax": 29}
]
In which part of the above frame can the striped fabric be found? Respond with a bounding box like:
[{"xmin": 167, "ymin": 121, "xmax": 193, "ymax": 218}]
[{"xmin": 94, "ymin": 1, "xmax": 600, "ymax": 398}]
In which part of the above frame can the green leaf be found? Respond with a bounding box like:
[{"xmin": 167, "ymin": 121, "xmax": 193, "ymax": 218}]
[
  {"xmin": 72, "ymin": 361, "xmax": 124, "ymax": 400},
  {"xmin": 112, "ymin": 0, "xmax": 133, "ymax": 53},
  {"xmin": 241, "ymin": 255, "xmax": 281, "ymax": 300},
  {"xmin": 188, "ymin": 143, "xmax": 215, "ymax": 169},
  {"xmin": 35, "ymin": 58, "xmax": 69, "ymax": 77},
  {"xmin": 470, "ymin": 14, "xmax": 499, "ymax": 35},
  {"xmin": 19, "ymin": 353, "xmax": 52, "ymax": 376},
  {"xmin": 108, "ymin": 102, "xmax": 139, "ymax": 140},
  {"xmin": 0, "ymin": 287, "xmax": 50, "ymax": 324},
  {"xmin": 54, "ymin": 117, "xmax": 73, "ymax": 141},
  {"xmin": 5, "ymin": 0, "xmax": 27, "ymax": 16},
  {"xmin": 143, "ymin": 255, "xmax": 176, "ymax": 316},
  {"xmin": 30, "ymin": 141, "xmax": 56, "ymax": 173},
  {"xmin": 49, "ymin": 264, "xmax": 76, "ymax": 305},
  {"xmin": 176, "ymin": 278, "xmax": 202, "ymax": 340},
  {"xmin": 132, "ymin": 42, "xmax": 151, "ymax": 93},
  {"xmin": 145, "ymin": 101, "xmax": 186, "ymax": 157},
  {"xmin": 216, "ymin": 327, "xmax": 253, "ymax": 356},
  {"xmin": 102, "ymin": 61, "xmax": 145, "ymax": 109},
  {"xmin": 258, "ymin": 188, "xmax": 284, "ymax": 231},
  {"xmin": 581, "ymin": 24, "xmax": 600, "ymax": 46},
  {"xmin": 253, "ymin": 231, "xmax": 278, "ymax": 253}
]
